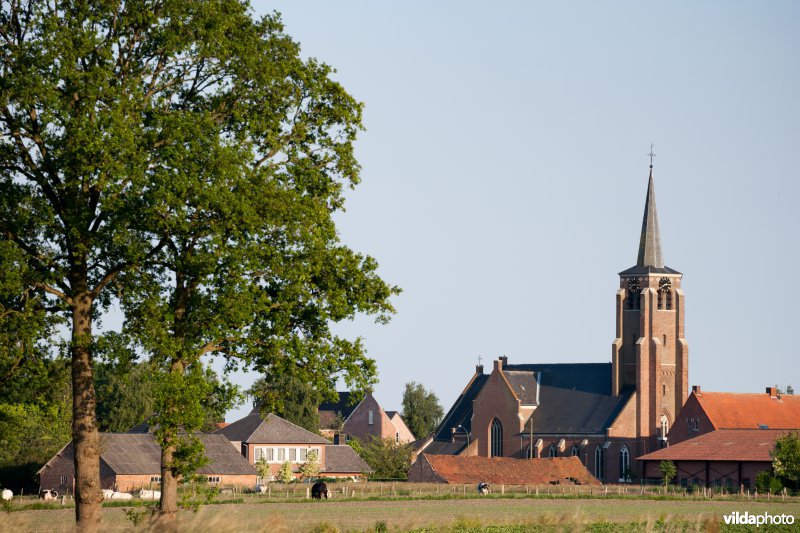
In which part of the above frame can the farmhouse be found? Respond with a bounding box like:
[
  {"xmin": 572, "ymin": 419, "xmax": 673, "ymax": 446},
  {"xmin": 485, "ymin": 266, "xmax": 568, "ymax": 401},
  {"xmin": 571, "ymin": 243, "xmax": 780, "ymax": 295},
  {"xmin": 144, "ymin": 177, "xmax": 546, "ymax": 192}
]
[
  {"xmin": 419, "ymin": 165, "xmax": 688, "ymax": 483},
  {"xmin": 318, "ymin": 392, "xmax": 415, "ymax": 445},
  {"xmin": 38, "ymin": 433, "xmax": 256, "ymax": 494},
  {"xmin": 408, "ymin": 454, "xmax": 599, "ymax": 485},
  {"xmin": 214, "ymin": 410, "xmax": 372, "ymax": 480}
]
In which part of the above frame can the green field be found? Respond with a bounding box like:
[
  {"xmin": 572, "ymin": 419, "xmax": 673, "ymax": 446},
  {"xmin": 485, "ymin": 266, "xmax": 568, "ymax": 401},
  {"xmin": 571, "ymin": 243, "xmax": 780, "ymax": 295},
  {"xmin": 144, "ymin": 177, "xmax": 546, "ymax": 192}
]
[{"xmin": 3, "ymin": 495, "xmax": 800, "ymax": 532}]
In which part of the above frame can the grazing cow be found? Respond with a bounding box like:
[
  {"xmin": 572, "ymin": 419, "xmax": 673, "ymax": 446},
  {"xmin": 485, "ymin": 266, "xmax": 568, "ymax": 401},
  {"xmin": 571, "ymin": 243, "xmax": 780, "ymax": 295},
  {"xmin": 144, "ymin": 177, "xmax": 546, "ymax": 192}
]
[
  {"xmin": 39, "ymin": 489, "xmax": 58, "ymax": 500},
  {"xmin": 102, "ymin": 489, "xmax": 115, "ymax": 499},
  {"xmin": 139, "ymin": 489, "xmax": 161, "ymax": 500},
  {"xmin": 477, "ymin": 482, "xmax": 490, "ymax": 495},
  {"xmin": 1, "ymin": 489, "xmax": 13, "ymax": 501},
  {"xmin": 311, "ymin": 481, "xmax": 329, "ymax": 500},
  {"xmin": 110, "ymin": 492, "xmax": 133, "ymax": 500}
]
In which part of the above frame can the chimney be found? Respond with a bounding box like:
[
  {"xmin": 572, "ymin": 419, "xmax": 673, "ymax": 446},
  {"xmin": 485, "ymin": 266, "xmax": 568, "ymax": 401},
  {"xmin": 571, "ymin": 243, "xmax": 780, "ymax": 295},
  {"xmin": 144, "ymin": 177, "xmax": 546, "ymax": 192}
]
[
  {"xmin": 767, "ymin": 387, "xmax": 778, "ymax": 398},
  {"xmin": 692, "ymin": 385, "xmax": 701, "ymax": 395},
  {"xmin": 500, "ymin": 355, "xmax": 508, "ymax": 366},
  {"xmin": 476, "ymin": 364, "xmax": 484, "ymax": 375}
]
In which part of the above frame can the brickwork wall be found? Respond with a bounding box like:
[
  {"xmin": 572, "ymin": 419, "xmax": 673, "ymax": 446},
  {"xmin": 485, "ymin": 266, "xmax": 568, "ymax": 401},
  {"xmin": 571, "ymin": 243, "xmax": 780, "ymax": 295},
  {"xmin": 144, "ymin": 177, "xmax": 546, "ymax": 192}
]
[
  {"xmin": 472, "ymin": 359, "xmax": 522, "ymax": 457},
  {"xmin": 642, "ymin": 460, "xmax": 770, "ymax": 489},
  {"xmin": 344, "ymin": 394, "xmax": 395, "ymax": 442},
  {"xmin": 38, "ymin": 455, "xmax": 74, "ymax": 493},
  {"xmin": 664, "ymin": 392, "xmax": 714, "ymax": 444}
]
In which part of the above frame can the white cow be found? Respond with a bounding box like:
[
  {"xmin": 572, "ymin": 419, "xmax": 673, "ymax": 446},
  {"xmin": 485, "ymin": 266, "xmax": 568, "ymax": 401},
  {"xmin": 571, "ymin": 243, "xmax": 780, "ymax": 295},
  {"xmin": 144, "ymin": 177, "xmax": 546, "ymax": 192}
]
[
  {"xmin": 102, "ymin": 489, "xmax": 114, "ymax": 499},
  {"xmin": 139, "ymin": 489, "xmax": 161, "ymax": 500},
  {"xmin": 109, "ymin": 492, "xmax": 133, "ymax": 500},
  {"xmin": 1, "ymin": 489, "xmax": 12, "ymax": 501},
  {"xmin": 39, "ymin": 489, "xmax": 58, "ymax": 500}
]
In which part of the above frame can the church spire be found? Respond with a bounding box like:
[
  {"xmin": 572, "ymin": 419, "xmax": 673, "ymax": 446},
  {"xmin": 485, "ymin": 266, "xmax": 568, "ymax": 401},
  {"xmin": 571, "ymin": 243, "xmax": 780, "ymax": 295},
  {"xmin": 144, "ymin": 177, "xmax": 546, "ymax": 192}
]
[{"xmin": 636, "ymin": 163, "xmax": 663, "ymax": 268}]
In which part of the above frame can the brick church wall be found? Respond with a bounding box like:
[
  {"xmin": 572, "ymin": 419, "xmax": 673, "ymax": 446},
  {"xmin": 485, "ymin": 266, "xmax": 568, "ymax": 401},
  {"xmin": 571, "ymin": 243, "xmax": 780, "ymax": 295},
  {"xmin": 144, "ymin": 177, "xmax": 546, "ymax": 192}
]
[{"xmin": 472, "ymin": 359, "xmax": 523, "ymax": 458}]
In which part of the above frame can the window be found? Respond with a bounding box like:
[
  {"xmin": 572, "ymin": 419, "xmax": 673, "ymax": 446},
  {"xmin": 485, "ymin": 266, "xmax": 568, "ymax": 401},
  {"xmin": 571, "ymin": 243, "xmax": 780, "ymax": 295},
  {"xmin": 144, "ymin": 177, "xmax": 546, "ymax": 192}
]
[
  {"xmin": 395, "ymin": 432, "xmax": 399, "ymax": 444},
  {"xmin": 743, "ymin": 478, "xmax": 751, "ymax": 489},
  {"xmin": 368, "ymin": 410, "xmax": 374, "ymax": 425},
  {"xmin": 619, "ymin": 445, "xmax": 630, "ymax": 481},
  {"xmin": 660, "ymin": 414, "xmax": 669, "ymax": 439},
  {"xmin": 663, "ymin": 334, "xmax": 668, "ymax": 347},
  {"xmin": 592, "ymin": 447, "xmax": 601, "ymax": 478},
  {"xmin": 658, "ymin": 278, "xmax": 672, "ymax": 310},
  {"xmin": 548, "ymin": 444, "xmax": 558, "ymax": 458},
  {"xmin": 680, "ymin": 478, "xmax": 688, "ymax": 488},
  {"xmin": 267, "ymin": 447, "xmax": 275, "ymax": 461},
  {"xmin": 490, "ymin": 418, "xmax": 503, "ymax": 457},
  {"xmin": 289, "ymin": 448, "xmax": 297, "ymax": 462},
  {"xmin": 692, "ymin": 477, "xmax": 700, "ymax": 487},
  {"xmin": 525, "ymin": 444, "xmax": 534, "ymax": 459},
  {"xmin": 278, "ymin": 448, "xmax": 285, "ymax": 461},
  {"xmin": 60, "ymin": 475, "xmax": 68, "ymax": 485},
  {"xmin": 571, "ymin": 445, "xmax": 580, "ymax": 457},
  {"xmin": 207, "ymin": 476, "xmax": 220, "ymax": 483},
  {"xmin": 150, "ymin": 476, "xmax": 161, "ymax": 483},
  {"xmin": 662, "ymin": 384, "xmax": 667, "ymax": 396},
  {"xmin": 298, "ymin": 448, "xmax": 307, "ymax": 462}
]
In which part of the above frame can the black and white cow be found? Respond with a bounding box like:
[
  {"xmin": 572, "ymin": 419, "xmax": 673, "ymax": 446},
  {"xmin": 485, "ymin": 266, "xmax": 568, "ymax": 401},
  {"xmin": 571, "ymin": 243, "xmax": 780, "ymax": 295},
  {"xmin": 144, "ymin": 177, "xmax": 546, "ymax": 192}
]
[
  {"xmin": 311, "ymin": 481, "xmax": 329, "ymax": 499},
  {"xmin": 477, "ymin": 482, "xmax": 490, "ymax": 495}
]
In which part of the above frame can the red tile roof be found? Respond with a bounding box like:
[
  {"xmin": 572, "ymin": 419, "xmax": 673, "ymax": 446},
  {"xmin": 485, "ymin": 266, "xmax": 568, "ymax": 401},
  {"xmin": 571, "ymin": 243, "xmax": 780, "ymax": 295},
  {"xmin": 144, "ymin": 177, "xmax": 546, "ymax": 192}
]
[
  {"xmin": 638, "ymin": 429, "xmax": 793, "ymax": 462},
  {"xmin": 418, "ymin": 454, "xmax": 600, "ymax": 485},
  {"xmin": 695, "ymin": 392, "xmax": 800, "ymax": 430}
]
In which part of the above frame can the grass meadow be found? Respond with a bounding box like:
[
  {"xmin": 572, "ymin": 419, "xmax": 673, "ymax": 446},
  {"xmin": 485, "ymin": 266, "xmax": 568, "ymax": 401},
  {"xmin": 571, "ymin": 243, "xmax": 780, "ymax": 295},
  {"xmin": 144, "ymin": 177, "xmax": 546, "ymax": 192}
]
[{"xmin": 2, "ymin": 483, "xmax": 800, "ymax": 532}]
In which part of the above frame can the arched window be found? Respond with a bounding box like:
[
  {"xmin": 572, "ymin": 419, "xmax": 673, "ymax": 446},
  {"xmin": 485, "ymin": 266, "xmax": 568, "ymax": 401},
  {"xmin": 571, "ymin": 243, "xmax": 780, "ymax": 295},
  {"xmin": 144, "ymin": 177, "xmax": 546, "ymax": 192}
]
[
  {"xmin": 594, "ymin": 447, "xmax": 603, "ymax": 479},
  {"xmin": 658, "ymin": 278, "xmax": 672, "ymax": 310},
  {"xmin": 619, "ymin": 445, "xmax": 630, "ymax": 482},
  {"xmin": 571, "ymin": 445, "xmax": 580, "ymax": 457},
  {"xmin": 627, "ymin": 279, "xmax": 641, "ymax": 310},
  {"xmin": 525, "ymin": 444, "xmax": 533, "ymax": 459},
  {"xmin": 548, "ymin": 444, "xmax": 558, "ymax": 458},
  {"xmin": 661, "ymin": 414, "xmax": 669, "ymax": 437},
  {"xmin": 490, "ymin": 418, "xmax": 503, "ymax": 457}
]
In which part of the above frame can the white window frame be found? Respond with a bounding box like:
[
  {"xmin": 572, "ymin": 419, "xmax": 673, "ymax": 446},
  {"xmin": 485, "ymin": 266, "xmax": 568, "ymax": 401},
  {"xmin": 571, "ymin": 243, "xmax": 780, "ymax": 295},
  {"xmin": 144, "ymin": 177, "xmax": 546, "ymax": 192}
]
[{"xmin": 368, "ymin": 410, "xmax": 374, "ymax": 425}]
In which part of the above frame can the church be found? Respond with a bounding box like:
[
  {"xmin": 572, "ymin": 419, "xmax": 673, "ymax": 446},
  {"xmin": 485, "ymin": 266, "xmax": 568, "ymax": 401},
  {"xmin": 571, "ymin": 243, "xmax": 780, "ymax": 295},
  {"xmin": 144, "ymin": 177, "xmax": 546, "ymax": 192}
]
[{"xmin": 418, "ymin": 162, "xmax": 689, "ymax": 483}]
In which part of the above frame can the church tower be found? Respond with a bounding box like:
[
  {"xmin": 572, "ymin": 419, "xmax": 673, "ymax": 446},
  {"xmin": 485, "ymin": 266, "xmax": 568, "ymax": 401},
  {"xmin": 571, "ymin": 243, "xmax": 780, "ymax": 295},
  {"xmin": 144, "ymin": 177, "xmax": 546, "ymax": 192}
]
[{"xmin": 612, "ymin": 162, "xmax": 688, "ymax": 449}]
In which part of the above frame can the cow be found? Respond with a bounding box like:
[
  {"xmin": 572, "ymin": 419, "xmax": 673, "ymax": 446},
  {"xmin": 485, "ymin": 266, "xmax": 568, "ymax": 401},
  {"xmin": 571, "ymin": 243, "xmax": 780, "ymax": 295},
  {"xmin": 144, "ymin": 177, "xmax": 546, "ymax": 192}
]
[
  {"xmin": 139, "ymin": 489, "xmax": 161, "ymax": 500},
  {"xmin": 477, "ymin": 482, "xmax": 490, "ymax": 495},
  {"xmin": 39, "ymin": 489, "xmax": 58, "ymax": 500},
  {"xmin": 1, "ymin": 489, "xmax": 12, "ymax": 501},
  {"xmin": 109, "ymin": 492, "xmax": 133, "ymax": 500},
  {"xmin": 311, "ymin": 481, "xmax": 329, "ymax": 500}
]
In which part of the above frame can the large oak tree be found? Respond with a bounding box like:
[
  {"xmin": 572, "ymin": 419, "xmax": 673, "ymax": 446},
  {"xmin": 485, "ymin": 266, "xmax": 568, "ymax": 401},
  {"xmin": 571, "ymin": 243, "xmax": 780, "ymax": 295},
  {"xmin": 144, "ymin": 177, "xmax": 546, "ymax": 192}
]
[{"xmin": 1, "ymin": 1, "xmax": 397, "ymax": 527}]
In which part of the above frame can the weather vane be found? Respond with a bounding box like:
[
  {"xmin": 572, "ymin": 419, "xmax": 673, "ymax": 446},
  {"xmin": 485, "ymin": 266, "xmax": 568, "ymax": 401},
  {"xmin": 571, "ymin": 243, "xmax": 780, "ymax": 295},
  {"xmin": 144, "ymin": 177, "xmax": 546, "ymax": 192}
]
[
  {"xmin": 647, "ymin": 144, "xmax": 656, "ymax": 168},
  {"xmin": 477, "ymin": 355, "xmax": 483, "ymax": 365}
]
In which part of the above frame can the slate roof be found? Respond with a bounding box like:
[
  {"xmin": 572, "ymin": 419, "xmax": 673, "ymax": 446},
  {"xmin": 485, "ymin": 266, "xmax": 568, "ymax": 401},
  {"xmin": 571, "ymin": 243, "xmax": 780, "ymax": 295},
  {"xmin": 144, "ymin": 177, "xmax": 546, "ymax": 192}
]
[
  {"xmin": 433, "ymin": 373, "xmax": 489, "ymax": 441},
  {"xmin": 322, "ymin": 445, "xmax": 373, "ymax": 474},
  {"xmin": 412, "ymin": 454, "xmax": 600, "ymax": 485},
  {"xmin": 38, "ymin": 434, "xmax": 256, "ymax": 476},
  {"xmin": 319, "ymin": 391, "xmax": 361, "ymax": 429},
  {"xmin": 638, "ymin": 429, "xmax": 791, "ymax": 462},
  {"xmin": 503, "ymin": 371, "xmax": 538, "ymax": 405},
  {"xmin": 214, "ymin": 412, "xmax": 329, "ymax": 444},
  {"xmin": 695, "ymin": 392, "xmax": 800, "ymax": 430},
  {"xmin": 506, "ymin": 363, "xmax": 632, "ymax": 435}
]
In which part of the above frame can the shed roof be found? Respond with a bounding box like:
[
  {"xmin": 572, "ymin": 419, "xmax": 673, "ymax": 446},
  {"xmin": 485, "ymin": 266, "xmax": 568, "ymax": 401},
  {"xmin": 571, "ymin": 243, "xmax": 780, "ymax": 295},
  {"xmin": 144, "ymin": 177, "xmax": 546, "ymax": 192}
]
[
  {"xmin": 414, "ymin": 454, "xmax": 599, "ymax": 485},
  {"xmin": 638, "ymin": 429, "xmax": 791, "ymax": 462},
  {"xmin": 322, "ymin": 445, "xmax": 373, "ymax": 474}
]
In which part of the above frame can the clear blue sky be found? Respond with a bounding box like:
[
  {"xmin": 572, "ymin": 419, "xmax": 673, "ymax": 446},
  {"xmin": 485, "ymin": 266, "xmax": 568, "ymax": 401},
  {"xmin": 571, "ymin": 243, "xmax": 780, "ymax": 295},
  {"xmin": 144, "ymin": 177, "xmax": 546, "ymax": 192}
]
[{"xmin": 213, "ymin": 1, "xmax": 800, "ymax": 421}]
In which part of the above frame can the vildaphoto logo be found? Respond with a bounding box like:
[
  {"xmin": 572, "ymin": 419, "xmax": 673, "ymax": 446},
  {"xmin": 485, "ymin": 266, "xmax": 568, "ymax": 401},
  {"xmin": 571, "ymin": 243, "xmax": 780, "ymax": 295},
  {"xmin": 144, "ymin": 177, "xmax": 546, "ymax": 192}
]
[{"xmin": 722, "ymin": 511, "xmax": 795, "ymax": 527}]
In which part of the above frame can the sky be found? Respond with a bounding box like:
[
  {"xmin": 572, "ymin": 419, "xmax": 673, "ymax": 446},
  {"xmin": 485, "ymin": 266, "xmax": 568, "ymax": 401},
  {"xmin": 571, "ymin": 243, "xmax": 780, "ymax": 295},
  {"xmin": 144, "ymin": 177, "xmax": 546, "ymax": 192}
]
[{"xmin": 212, "ymin": 1, "xmax": 800, "ymax": 421}]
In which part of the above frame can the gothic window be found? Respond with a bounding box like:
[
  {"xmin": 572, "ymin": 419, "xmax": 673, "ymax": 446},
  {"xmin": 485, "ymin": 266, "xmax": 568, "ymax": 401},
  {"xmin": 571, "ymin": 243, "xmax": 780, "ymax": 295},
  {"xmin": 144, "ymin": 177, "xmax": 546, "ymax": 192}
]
[
  {"xmin": 627, "ymin": 278, "xmax": 641, "ymax": 310},
  {"xmin": 490, "ymin": 418, "xmax": 503, "ymax": 457},
  {"xmin": 619, "ymin": 445, "xmax": 630, "ymax": 481},
  {"xmin": 658, "ymin": 278, "xmax": 672, "ymax": 310},
  {"xmin": 548, "ymin": 444, "xmax": 558, "ymax": 458},
  {"xmin": 594, "ymin": 446, "xmax": 603, "ymax": 479},
  {"xmin": 368, "ymin": 410, "xmax": 374, "ymax": 425},
  {"xmin": 571, "ymin": 445, "xmax": 580, "ymax": 457},
  {"xmin": 525, "ymin": 444, "xmax": 534, "ymax": 459}
]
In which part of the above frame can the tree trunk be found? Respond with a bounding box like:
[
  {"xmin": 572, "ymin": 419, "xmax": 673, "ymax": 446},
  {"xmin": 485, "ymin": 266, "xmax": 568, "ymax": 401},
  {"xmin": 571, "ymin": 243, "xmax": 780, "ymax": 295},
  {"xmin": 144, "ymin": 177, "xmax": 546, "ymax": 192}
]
[
  {"xmin": 158, "ymin": 441, "xmax": 179, "ymax": 521},
  {"xmin": 71, "ymin": 287, "xmax": 102, "ymax": 530}
]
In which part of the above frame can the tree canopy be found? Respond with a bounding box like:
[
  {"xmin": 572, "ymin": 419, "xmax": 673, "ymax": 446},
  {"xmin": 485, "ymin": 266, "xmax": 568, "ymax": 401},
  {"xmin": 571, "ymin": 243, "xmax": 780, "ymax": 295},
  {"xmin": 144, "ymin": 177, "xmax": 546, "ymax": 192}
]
[
  {"xmin": 772, "ymin": 431, "xmax": 800, "ymax": 490},
  {"xmin": 1, "ymin": 1, "xmax": 397, "ymax": 525},
  {"xmin": 401, "ymin": 382, "xmax": 443, "ymax": 440},
  {"xmin": 249, "ymin": 374, "xmax": 322, "ymax": 433}
]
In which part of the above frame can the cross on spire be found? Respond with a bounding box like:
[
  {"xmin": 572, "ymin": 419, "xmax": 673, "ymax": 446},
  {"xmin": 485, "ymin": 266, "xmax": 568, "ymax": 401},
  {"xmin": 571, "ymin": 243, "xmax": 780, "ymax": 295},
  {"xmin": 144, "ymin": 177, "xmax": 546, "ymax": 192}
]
[
  {"xmin": 647, "ymin": 144, "xmax": 656, "ymax": 168},
  {"xmin": 477, "ymin": 355, "xmax": 483, "ymax": 365}
]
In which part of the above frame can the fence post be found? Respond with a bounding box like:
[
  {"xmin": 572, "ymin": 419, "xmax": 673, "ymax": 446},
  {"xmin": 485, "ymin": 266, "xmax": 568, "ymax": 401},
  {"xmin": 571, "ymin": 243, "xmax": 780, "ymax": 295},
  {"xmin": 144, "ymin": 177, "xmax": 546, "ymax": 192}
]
[
  {"xmin": 501, "ymin": 485, "xmax": 504, "ymax": 495},
  {"xmin": 306, "ymin": 487, "xmax": 309, "ymax": 499}
]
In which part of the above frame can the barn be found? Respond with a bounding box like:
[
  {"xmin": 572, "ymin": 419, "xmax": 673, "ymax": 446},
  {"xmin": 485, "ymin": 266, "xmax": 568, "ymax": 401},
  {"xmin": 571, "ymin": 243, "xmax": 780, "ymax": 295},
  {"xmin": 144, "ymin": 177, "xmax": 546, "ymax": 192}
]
[{"xmin": 38, "ymin": 433, "xmax": 257, "ymax": 494}]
